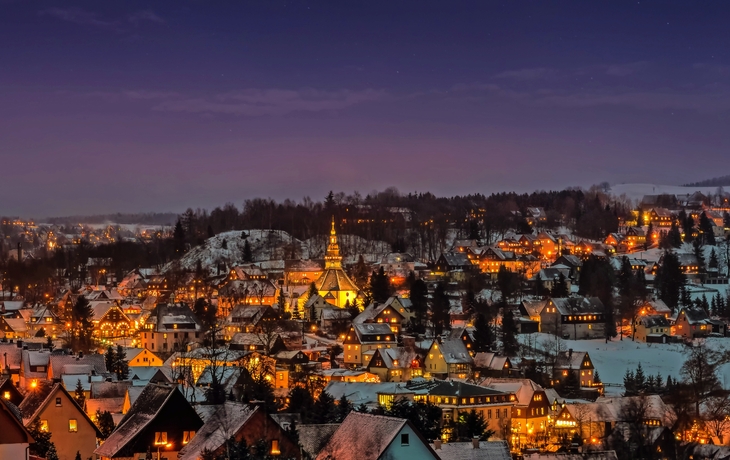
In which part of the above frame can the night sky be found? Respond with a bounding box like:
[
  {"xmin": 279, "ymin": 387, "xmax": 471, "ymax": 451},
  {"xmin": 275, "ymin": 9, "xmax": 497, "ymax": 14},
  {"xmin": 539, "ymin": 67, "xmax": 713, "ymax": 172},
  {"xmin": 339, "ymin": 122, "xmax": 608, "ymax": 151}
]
[{"xmin": 2, "ymin": 1, "xmax": 729, "ymax": 217}]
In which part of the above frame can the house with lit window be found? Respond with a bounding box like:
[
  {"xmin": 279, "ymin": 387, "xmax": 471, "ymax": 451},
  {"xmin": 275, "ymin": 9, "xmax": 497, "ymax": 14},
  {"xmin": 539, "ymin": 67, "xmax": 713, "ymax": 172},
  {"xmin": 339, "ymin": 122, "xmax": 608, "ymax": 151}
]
[
  {"xmin": 95, "ymin": 383, "xmax": 204, "ymax": 460},
  {"xmin": 423, "ymin": 338, "xmax": 473, "ymax": 380},
  {"xmin": 480, "ymin": 378, "xmax": 551, "ymax": 448},
  {"xmin": 647, "ymin": 208, "xmax": 675, "ymax": 228},
  {"xmin": 624, "ymin": 227, "xmax": 647, "ymax": 249},
  {"xmin": 354, "ymin": 301, "xmax": 407, "ymax": 334},
  {"xmin": 633, "ymin": 315, "xmax": 671, "ymax": 343},
  {"xmin": 316, "ymin": 412, "xmax": 440, "ymax": 460},
  {"xmin": 90, "ymin": 301, "xmax": 135, "ymax": 339},
  {"xmin": 178, "ymin": 402, "xmax": 300, "ymax": 460},
  {"xmin": 553, "ymin": 350, "xmax": 597, "ymax": 389},
  {"xmin": 407, "ymin": 379, "xmax": 516, "ymax": 441},
  {"xmin": 343, "ymin": 323, "xmax": 396, "ymax": 367},
  {"xmin": 0, "ymin": 376, "xmax": 24, "ymax": 406},
  {"xmin": 0, "ymin": 315, "xmax": 28, "ymax": 340},
  {"xmin": 124, "ymin": 347, "xmax": 163, "ymax": 367},
  {"xmin": 673, "ymin": 308, "xmax": 712, "ymax": 339},
  {"xmin": 539, "ymin": 297, "xmax": 605, "ymax": 340},
  {"xmin": 139, "ymin": 303, "xmax": 203, "ymax": 353},
  {"xmin": 553, "ymin": 395, "xmax": 671, "ymax": 449},
  {"xmin": 27, "ymin": 304, "xmax": 61, "ymax": 338},
  {"xmin": 0, "ymin": 397, "xmax": 34, "ymax": 460},
  {"xmin": 19, "ymin": 349, "xmax": 50, "ymax": 390},
  {"xmin": 284, "ymin": 259, "xmax": 325, "ymax": 286},
  {"xmin": 366, "ymin": 347, "xmax": 423, "ymax": 382},
  {"xmin": 473, "ymin": 353, "xmax": 514, "ymax": 378},
  {"xmin": 19, "ymin": 381, "xmax": 101, "ymax": 460}
]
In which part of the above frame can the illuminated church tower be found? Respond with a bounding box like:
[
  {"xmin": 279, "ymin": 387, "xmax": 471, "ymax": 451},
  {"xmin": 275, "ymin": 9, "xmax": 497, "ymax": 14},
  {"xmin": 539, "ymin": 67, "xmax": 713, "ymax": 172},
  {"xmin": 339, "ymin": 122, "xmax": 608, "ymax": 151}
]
[{"xmin": 315, "ymin": 217, "xmax": 359, "ymax": 308}]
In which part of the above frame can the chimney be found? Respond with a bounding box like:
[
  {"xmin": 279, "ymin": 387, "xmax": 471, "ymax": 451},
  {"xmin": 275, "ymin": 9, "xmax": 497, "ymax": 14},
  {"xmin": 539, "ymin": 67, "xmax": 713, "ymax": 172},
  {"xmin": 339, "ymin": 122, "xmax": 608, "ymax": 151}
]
[
  {"xmin": 17, "ymin": 242, "xmax": 22, "ymax": 262},
  {"xmin": 78, "ymin": 351, "xmax": 84, "ymax": 359},
  {"xmin": 568, "ymin": 348, "xmax": 573, "ymax": 359},
  {"xmin": 433, "ymin": 439, "xmax": 442, "ymax": 450},
  {"xmin": 16, "ymin": 340, "xmax": 22, "ymax": 349},
  {"xmin": 472, "ymin": 437, "xmax": 480, "ymax": 449}
]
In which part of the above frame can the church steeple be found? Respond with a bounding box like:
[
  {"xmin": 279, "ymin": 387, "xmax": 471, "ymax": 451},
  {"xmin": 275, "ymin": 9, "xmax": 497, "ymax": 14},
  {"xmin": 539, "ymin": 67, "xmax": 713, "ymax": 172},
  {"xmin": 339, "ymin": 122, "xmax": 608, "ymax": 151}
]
[{"xmin": 325, "ymin": 216, "xmax": 342, "ymax": 269}]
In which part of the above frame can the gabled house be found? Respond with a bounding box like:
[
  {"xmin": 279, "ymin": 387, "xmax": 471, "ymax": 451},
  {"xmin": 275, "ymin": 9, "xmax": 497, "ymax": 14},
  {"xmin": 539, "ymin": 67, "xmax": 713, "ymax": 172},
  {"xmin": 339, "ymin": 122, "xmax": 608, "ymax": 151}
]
[
  {"xmin": 124, "ymin": 347, "xmax": 163, "ymax": 367},
  {"xmin": 343, "ymin": 323, "xmax": 396, "ymax": 367},
  {"xmin": 434, "ymin": 252, "xmax": 477, "ymax": 275},
  {"xmin": 178, "ymin": 402, "xmax": 300, "ymax": 460},
  {"xmin": 0, "ymin": 342, "xmax": 22, "ymax": 384},
  {"xmin": 90, "ymin": 301, "xmax": 135, "ymax": 339},
  {"xmin": 139, "ymin": 303, "xmax": 203, "ymax": 353},
  {"xmin": 20, "ymin": 349, "xmax": 50, "ymax": 389},
  {"xmin": 539, "ymin": 297, "xmax": 605, "ymax": 340},
  {"xmin": 284, "ymin": 259, "xmax": 325, "ymax": 286},
  {"xmin": 95, "ymin": 384, "xmax": 204, "ymax": 460},
  {"xmin": 673, "ymin": 308, "xmax": 712, "ymax": 339},
  {"xmin": 27, "ymin": 304, "xmax": 61, "ymax": 338},
  {"xmin": 0, "ymin": 317, "xmax": 28, "ymax": 340},
  {"xmin": 633, "ymin": 315, "xmax": 671, "ymax": 343},
  {"xmin": 423, "ymin": 338, "xmax": 473, "ymax": 380},
  {"xmin": 473, "ymin": 353, "xmax": 513, "ymax": 378},
  {"xmin": 303, "ymin": 294, "xmax": 338, "ymax": 323},
  {"xmin": 480, "ymin": 378, "xmax": 550, "ymax": 447},
  {"xmin": 355, "ymin": 301, "xmax": 407, "ymax": 334},
  {"xmin": 553, "ymin": 350, "xmax": 596, "ymax": 388},
  {"xmin": 19, "ymin": 382, "xmax": 101, "ymax": 460},
  {"xmin": 0, "ymin": 376, "xmax": 24, "ymax": 406},
  {"xmin": 316, "ymin": 412, "xmax": 440, "ymax": 460},
  {"xmin": 0, "ymin": 397, "xmax": 34, "ymax": 460},
  {"xmin": 366, "ymin": 347, "xmax": 423, "ymax": 382}
]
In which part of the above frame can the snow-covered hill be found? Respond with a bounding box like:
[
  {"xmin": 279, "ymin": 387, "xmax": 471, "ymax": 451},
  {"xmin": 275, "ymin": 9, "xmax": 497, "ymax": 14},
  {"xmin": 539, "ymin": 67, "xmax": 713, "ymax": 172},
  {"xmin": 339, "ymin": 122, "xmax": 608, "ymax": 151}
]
[
  {"xmin": 611, "ymin": 183, "xmax": 722, "ymax": 204},
  {"xmin": 167, "ymin": 229, "xmax": 392, "ymax": 276}
]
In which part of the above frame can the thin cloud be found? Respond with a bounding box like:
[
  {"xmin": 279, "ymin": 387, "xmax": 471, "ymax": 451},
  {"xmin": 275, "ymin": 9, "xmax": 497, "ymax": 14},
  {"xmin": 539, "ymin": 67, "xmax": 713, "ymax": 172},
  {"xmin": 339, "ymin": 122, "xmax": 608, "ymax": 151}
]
[
  {"xmin": 128, "ymin": 10, "xmax": 166, "ymax": 26},
  {"xmin": 493, "ymin": 67, "xmax": 557, "ymax": 81},
  {"xmin": 152, "ymin": 88, "xmax": 386, "ymax": 116},
  {"xmin": 40, "ymin": 7, "xmax": 165, "ymax": 31},
  {"xmin": 40, "ymin": 7, "xmax": 119, "ymax": 30}
]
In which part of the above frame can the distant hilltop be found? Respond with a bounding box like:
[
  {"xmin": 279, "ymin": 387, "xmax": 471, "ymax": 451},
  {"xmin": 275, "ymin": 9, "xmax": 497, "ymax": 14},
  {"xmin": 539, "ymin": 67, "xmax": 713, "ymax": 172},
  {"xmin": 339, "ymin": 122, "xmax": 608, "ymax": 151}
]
[
  {"xmin": 44, "ymin": 212, "xmax": 178, "ymax": 227},
  {"xmin": 683, "ymin": 174, "xmax": 730, "ymax": 188}
]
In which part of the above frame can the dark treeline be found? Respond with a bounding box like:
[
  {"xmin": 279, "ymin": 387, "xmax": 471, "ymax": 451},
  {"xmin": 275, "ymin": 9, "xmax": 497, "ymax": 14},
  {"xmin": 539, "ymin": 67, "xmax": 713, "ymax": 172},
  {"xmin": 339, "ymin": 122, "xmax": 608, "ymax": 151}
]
[{"xmin": 177, "ymin": 186, "xmax": 627, "ymax": 252}]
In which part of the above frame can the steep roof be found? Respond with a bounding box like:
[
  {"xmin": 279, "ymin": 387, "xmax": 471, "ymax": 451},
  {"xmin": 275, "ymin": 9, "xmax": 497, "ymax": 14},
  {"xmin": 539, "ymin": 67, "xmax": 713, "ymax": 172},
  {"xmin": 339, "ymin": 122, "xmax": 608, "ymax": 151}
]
[
  {"xmin": 431, "ymin": 338, "xmax": 472, "ymax": 364},
  {"xmin": 555, "ymin": 351, "xmax": 590, "ymax": 370},
  {"xmin": 177, "ymin": 402, "xmax": 258, "ymax": 460},
  {"xmin": 549, "ymin": 297, "xmax": 604, "ymax": 315},
  {"xmin": 316, "ymin": 412, "xmax": 439, "ymax": 460},
  {"xmin": 95, "ymin": 384, "xmax": 195, "ymax": 458},
  {"xmin": 431, "ymin": 440, "xmax": 511, "ymax": 460},
  {"xmin": 315, "ymin": 268, "xmax": 359, "ymax": 293},
  {"xmin": 19, "ymin": 381, "xmax": 101, "ymax": 437},
  {"xmin": 298, "ymin": 424, "xmax": 341, "ymax": 459}
]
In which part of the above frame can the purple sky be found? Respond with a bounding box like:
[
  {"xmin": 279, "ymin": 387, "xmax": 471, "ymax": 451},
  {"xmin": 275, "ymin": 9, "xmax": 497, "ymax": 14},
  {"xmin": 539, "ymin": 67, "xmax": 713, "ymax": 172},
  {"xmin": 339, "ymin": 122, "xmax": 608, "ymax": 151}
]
[{"xmin": 2, "ymin": 1, "xmax": 730, "ymax": 217}]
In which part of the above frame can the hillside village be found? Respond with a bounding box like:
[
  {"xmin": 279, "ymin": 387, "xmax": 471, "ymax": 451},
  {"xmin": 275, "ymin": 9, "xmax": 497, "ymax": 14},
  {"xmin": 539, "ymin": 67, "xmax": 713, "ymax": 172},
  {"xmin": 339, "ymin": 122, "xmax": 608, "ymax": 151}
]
[{"xmin": 2, "ymin": 187, "xmax": 730, "ymax": 460}]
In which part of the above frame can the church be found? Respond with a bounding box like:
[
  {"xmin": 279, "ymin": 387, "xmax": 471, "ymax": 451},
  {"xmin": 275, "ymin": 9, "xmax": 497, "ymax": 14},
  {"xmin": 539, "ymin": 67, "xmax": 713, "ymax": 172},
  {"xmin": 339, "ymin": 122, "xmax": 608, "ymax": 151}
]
[{"xmin": 314, "ymin": 218, "xmax": 360, "ymax": 308}]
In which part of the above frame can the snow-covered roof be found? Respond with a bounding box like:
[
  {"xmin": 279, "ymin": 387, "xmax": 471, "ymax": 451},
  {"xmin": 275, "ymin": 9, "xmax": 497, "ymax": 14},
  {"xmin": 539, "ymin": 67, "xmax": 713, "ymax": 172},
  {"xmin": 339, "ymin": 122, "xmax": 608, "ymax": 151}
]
[
  {"xmin": 316, "ymin": 412, "xmax": 439, "ymax": 460},
  {"xmin": 177, "ymin": 402, "xmax": 258, "ymax": 460},
  {"xmin": 431, "ymin": 440, "xmax": 511, "ymax": 460}
]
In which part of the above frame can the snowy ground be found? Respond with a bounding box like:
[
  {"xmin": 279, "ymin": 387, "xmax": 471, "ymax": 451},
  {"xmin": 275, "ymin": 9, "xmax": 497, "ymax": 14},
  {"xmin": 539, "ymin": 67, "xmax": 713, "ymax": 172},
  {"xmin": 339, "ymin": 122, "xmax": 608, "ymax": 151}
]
[{"xmin": 519, "ymin": 333, "xmax": 730, "ymax": 396}]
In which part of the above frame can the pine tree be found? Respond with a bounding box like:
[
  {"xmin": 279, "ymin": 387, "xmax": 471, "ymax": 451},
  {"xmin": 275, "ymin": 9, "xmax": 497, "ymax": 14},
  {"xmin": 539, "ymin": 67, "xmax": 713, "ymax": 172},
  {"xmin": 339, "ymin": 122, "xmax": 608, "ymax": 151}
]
[
  {"xmin": 75, "ymin": 451, "xmax": 82, "ymax": 460},
  {"xmin": 623, "ymin": 369, "xmax": 636, "ymax": 396},
  {"xmin": 501, "ymin": 307, "xmax": 519, "ymax": 356},
  {"xmin": 311, "ymin": 391, "xmax": 337, "ymax": 424},
  {"xmin": 594, "ymin": 370, "xmax": 602, "ymax": 385},
  {"xmin": 27, "ymin": 419, "xmax": 55, "ymax": 458},
  {"xmin": 699, "ymin": 212, "xmax": 716, "ymax": 245},
  {"xmin": 668, "ymin": 221, "xmax": 682, "ymax": 248},
  {"xmin": 550, "ymin": 272, "xmax": 569, "ymax": 298},
  {"xmin": 710, "ymin": 249, "xmax": 719, "ymax": 270},
  {"xmin": 173, "ymin": 220, "xmax": 186, "ymax": 255},
  {"xmin": 369, "ymin": 267, "xmax": 393, "ymax": 304},
  {"xmin": 74, "ymin": 378, "xmax": 86, "ymax": 408},
  {"xmin": 431, "ymin": 282, "xmax": 451, "ymax": 337},
  {"xmin": 645, "ymin": 222, "xmax": 654, "ymax": 249},
  {"xmin": 409, "ymin": 277, "xmax": 428, "ymax": 332},
  {"xmin": 655, "ymin": 251, "xmax": 686, "ymax": 312},
  {"xmin": 115, "ymin": 345, "xmax": 129, "ymax": 380},
  {"xmin": 46, "ymin": 444, "xmax": 60, "ymax": 460},
  {"xmin": 472, "ymin": 313, "xmax": 493, "ymax": 352},
  {"xmin": 700, "ymin": 295, "xmax": 710, "ymax": 314},
  {"xmin": 70, "ymin": 295, "xmax": 94, "ymax": 351},
  {"xmin": 242, "ymin": 240, "xmax": 253, "ymax": 262},
  {"xmin": 634, "ymin": 363, "xmax": 646, "ymax": 393},
  {"xmin": 95, "ymin": 409, "xmax": 116, "ymax": 439},
  {"xmin": 104, "ymin": 346, "xmax": 116, "ymax": 373},
  {"xmin": 336, "ymin": 393, "xmax": 353, "ymax": 422}
]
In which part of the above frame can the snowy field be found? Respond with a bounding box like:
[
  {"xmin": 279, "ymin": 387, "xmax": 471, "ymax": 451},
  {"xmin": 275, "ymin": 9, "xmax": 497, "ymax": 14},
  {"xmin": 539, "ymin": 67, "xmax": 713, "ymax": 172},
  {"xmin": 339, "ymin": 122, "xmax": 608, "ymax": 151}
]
[{"xmin": 519, "ymin": 333, "xmax": 730, "ymax": 396}]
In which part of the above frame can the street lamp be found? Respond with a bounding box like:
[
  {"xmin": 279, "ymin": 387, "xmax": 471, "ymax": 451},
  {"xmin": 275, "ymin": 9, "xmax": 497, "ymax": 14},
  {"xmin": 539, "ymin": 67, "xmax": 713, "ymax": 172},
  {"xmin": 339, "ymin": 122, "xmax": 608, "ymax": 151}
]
[{"xmin": 157, "ymin": 442, "xmax": 172, "ymax": 460}]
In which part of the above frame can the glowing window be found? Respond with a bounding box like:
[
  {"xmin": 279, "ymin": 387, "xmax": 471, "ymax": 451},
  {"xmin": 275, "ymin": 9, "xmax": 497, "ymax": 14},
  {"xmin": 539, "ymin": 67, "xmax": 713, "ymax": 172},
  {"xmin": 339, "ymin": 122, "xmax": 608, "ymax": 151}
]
[{"xmin": 69, "ymin": 419, "xmax": 78, "ymax": 432}]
